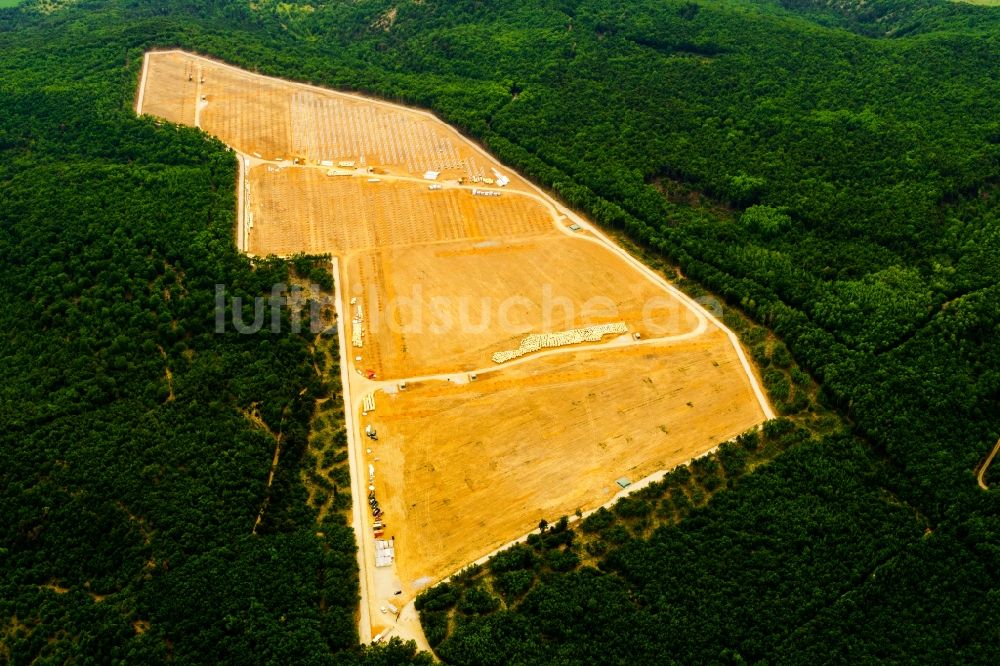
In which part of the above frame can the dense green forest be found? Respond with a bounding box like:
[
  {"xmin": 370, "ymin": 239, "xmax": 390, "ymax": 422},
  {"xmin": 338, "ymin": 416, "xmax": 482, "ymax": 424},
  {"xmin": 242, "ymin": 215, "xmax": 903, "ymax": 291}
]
[{"xmin": 1, "ymin": 0, "xmax": 999, "ymax": 663}]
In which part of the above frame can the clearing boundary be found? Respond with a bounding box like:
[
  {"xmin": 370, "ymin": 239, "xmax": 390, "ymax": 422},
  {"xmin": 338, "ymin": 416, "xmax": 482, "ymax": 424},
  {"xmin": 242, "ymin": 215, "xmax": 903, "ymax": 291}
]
[{"xmin": 136, "ymin": 50, "xmax": 775, "ymax": 648}]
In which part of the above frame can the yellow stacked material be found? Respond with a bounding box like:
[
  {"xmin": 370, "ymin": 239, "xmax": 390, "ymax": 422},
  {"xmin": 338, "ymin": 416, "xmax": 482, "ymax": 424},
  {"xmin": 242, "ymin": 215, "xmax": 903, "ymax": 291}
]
[
  {"xmin": 352, "ymin": 320, "xmax": 363, "ymax": 348},
  {"xmin": 491, "ymin": 322, "xmax": 627, "ymax": 364}
]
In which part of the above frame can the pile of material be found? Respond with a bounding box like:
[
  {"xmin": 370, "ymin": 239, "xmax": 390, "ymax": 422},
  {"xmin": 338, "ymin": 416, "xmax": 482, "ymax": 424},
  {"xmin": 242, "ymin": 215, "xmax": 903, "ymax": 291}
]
[
  {"xmin": 492, "ymin": 322, "xmax": 628, "ymax": 364},
  {"xmin": 374, "ymin": 538, "xmax": 395, "ymax": 567},
  {"xmin": 352, "ymin": 303, "xmax": 364, "ymax": 348}
]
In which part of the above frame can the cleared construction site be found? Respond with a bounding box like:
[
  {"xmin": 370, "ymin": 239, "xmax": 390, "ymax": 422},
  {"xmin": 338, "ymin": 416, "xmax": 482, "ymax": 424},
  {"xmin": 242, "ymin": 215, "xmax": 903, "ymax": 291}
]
[
  {"xmin": 367, "ymin": 330, "xmax": 765, "ymax": 587},
  {"xmin": 137, "ymin": 50, "xmax": 773, "ymax": 645}
]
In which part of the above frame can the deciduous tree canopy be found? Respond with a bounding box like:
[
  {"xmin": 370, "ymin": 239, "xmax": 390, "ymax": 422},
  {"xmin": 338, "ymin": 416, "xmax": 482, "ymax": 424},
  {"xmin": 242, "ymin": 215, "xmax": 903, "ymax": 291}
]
[{"xmin": 1, "ymin": 0, "xmax": 998, "ymax": 662}]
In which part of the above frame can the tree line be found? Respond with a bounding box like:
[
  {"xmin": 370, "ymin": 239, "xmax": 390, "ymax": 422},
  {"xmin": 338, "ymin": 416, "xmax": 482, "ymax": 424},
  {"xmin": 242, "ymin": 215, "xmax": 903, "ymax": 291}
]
[{"xmin": 1, "ymin": 0, "xmax": 999, "ymax": 662}]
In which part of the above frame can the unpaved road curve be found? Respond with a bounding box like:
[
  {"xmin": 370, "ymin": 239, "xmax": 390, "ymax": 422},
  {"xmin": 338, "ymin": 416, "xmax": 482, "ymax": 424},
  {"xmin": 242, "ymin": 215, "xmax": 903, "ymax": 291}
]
[{"xmin": 977, "ymin": 437, "xmax": 1000, "ymax": 490}]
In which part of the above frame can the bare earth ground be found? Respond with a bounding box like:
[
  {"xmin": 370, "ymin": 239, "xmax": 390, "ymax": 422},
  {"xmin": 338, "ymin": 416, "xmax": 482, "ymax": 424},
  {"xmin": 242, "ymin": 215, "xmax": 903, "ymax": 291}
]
[
  {"xmin": 139, "ymin": 53, "xmax": 198, "ymax": 126},
  {"xmin": 137, "ymin": 50, "xmax": 773, "ymax": 644},
  {"xmin": 365, "ymin": 329, "xmax": 764, "ymax": 591},
  {"xmin": 346, "ymin": 235, "xmax": 702, "ymax": 379},
  {"xmin": 246, "ymin": 169, "xmax": 555, "ymax": 256}
]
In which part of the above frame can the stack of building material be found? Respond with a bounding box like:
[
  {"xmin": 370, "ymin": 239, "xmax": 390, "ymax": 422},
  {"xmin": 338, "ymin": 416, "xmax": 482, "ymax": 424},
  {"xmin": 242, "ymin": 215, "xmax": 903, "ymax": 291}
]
[
  {"xmin": 491, "ymin": 322, "xmax": 628, "ymax": 364},
  {"xmin": 352, "ymin": 304, "xmax": 364, "ymax": 348},
  {"xmin": 374, "ymin": 538, "xmax": 395, "ymax": 567}
]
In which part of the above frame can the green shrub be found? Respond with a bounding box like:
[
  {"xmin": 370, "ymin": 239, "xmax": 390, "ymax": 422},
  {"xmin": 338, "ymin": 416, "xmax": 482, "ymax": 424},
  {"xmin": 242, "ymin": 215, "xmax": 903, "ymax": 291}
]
[
  {"xmin": 580, "ymin": 507, "xmax": 615, "ymax": 534},
  {"xmin": 546, "ymin": 548, "xmax": 580, "ymax": 572},
  {"xmin": 604, "ymin": 525, "xmax": 632, "ymax": 545},
  {"xmin": 740, "ymin": 205, "xmax": 791, "ymax": 236},
  {"xmin": 614, "ymin": 497, "xmax": 653, "ymax": 519},
  {"xmin": 490, "ymin": 544, "xmax": 537, "ymax": 574},
  {"xmin": 494, "ymin": 569, "xmax": 536, "ymax": 601},
  {"xmin": 771, "ymin": 342, "xmax": 792, "ymax": 368},
  {"xmin": 458, "ymin": 586, "xmax": 501, "ymax": 615},
  {"xmin": 415, "ymin": 582, "xmax": 460, "ymax": 612},
  {"xmin": 737, "ymin": 430, "xmax": 761, "ymax": 451},
  {"xmin": 420, "ymin": 610, "xmax": 449, "ymax": 648},
  {"xmin": 585, "ymin": 540, "xmax": 608, "ymax": 558}
]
